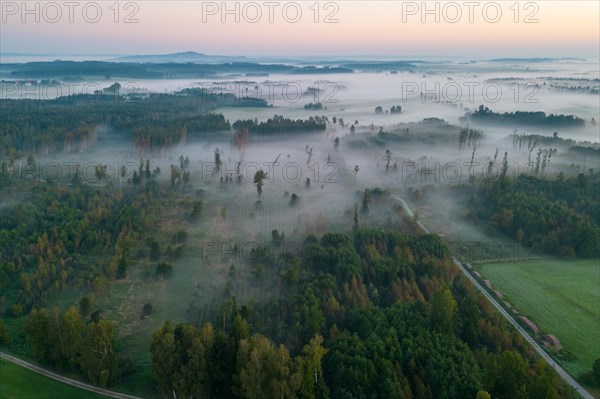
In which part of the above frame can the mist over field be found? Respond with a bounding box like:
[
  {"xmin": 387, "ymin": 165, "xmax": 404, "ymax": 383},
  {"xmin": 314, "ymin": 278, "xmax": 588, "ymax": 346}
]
[{"xmin": 4, "ymin": 58, "xmax": 597, "ymax": 232}]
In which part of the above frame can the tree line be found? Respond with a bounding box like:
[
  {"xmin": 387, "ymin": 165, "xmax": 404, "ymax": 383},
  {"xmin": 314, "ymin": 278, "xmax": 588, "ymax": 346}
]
[
  {"xmin": 23, "ymin": 307, "xmax": 120, "ymax": 387},
  {"xmin": 465, "ymin": 105, "xmax": 585, "ymax": 127},
  {"xmin": 232, "ymin": 115, "xmax": 327, "ymax": 135},
  {"xmin": 0, "ymin": 88, "xmax": 243, "ymax": 154},
  {"xmin": 470, "ymin": 171, "xmax": 599, "ymax": 258}
]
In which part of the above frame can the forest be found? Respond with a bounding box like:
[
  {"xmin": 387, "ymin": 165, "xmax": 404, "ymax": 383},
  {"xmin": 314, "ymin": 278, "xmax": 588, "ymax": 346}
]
[
  {"xmin": 232, "ymin": 115, "xmax": 327, "ymax": 135},
  {"xmin": 0, "ymin": 89, "xmax": 230, "ymax": 153},
  {"xmin": 464, "ymin": 105, "xmax": 586, "ymax": 127},
  {"xmin": 0, "ymin": 90, "xmax": 329, "ymax": 155},
  {"xmin": 0, "ymin": 147, "xmax": 587, "ymax": 397},
  {"xmin": 147, "ymin": 229, "xmax": 576, "ymax": 399},
  {"xmin": 4, "ymin": 227, "xmax": 579, "ymax": 399},
  {"xmin": 0, "ymin": 60, "xmax": 598, "ymax": 399},
  {"xmin": 0, "ymin": 181, "xmax": 159, "ymax": 314},
  {"xmin": 468, "ymin": 171, "xmax": 600, "ymax": 258}
]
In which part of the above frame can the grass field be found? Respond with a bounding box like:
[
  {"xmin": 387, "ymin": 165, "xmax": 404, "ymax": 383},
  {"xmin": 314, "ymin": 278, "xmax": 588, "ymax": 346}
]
[
  {"xmin": 478, "ymin": 258, "xmax": 600, "ymax": 379},
  {"xmin": 0, "ymin": 359, "xmax": 109, "ymax": 399}
]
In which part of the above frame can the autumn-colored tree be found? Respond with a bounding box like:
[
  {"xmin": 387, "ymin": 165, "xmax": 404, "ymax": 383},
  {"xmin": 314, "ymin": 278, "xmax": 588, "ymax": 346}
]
[
  {"xmin": 236, "ymin": 334, "xmax": 302, "ymax": 399},
  {"xmin": 299, "ymin": 335, "xmax": 330, "ymax": 399},
  {"xmin": 232, "ymin": 313, "xmax": 249, "ymax": 344},
  {"xmin": 343, "ymin": 276, "xmax": 370, "ymax": 309},
  {"xmin": 150, "ymin": 321, "xmax": 178, "ymax": 396},
  {"xmin": 48, "ymin": 306, "xmax": 83, "ymax": 366},
  {"xmin": 80, "ymin": 320, "xmax": 118, "ymax": 387},
  {"xmin": 475, "ymin": 390, "xmax": 491, "ymax": 399},
  {"xmin": 429, "ymin": 287, "xmax": 457, "ymax": 335}
]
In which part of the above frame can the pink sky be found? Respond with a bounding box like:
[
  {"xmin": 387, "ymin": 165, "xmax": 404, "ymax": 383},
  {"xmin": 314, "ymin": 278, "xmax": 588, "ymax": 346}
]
[{"xmin": 1, "ymin": 1, "xmax": 599, "ymax": 58}]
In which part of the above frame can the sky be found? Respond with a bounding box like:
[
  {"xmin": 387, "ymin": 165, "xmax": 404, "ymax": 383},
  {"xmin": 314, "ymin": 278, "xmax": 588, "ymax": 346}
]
[{"xmin": 1, "ymin": 1, "xmax": 599, "ymax": 59}]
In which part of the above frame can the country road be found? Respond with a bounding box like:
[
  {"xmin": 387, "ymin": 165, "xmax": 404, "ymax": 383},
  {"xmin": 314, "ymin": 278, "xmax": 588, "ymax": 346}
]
[
  {"xmin": 0, "ymin": 351, "xmax": 144, "ymax": 399},
  {"xmin": 391, "ymin": 196, "xmax": 595, "ymax": 399}
]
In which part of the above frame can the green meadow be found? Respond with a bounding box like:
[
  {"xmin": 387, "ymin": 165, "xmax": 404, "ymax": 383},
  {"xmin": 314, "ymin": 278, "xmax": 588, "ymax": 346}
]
[{"xmin": 478, "ymin": 258, "xmax": 600, "ymax": 379}]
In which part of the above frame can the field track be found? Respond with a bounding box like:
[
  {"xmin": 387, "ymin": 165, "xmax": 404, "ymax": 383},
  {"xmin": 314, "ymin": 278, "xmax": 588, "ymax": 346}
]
[{"xmin": 0, "ymin": 351, "xmax": 144, "ymax": 399}]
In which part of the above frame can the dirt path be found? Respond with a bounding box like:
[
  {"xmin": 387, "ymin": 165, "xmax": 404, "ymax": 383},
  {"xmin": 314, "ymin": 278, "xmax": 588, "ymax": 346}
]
[{"xmin": 0, "ymin": 351, "xmax": 144, "ymax": 399}]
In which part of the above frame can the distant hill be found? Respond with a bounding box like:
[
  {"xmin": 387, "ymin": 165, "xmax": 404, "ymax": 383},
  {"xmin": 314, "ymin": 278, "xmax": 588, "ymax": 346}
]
[
  {"xmin": 112, "ymin": 51, "xmax": 248, "ymax": 64},
  {"xmin": 339, "ymin": 61, "xmax": 416, "ymax": 71},
  {"xmin": 487, "ymin": 57, "xmax": 585, "ymax": 63}
]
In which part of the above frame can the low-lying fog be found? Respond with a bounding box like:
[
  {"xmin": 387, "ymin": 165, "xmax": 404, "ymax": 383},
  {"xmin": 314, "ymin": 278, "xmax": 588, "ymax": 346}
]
[
  {"xmin": 23, "ymin": 118, "xmax": 597, "ymax": 245},
  {"xmin": 4, "ymin": 57, "xmax": 599, "ymax": 244},
  {"xmin": 3, "ymin": 59, "xmax": 599, "ymax": 143}
]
